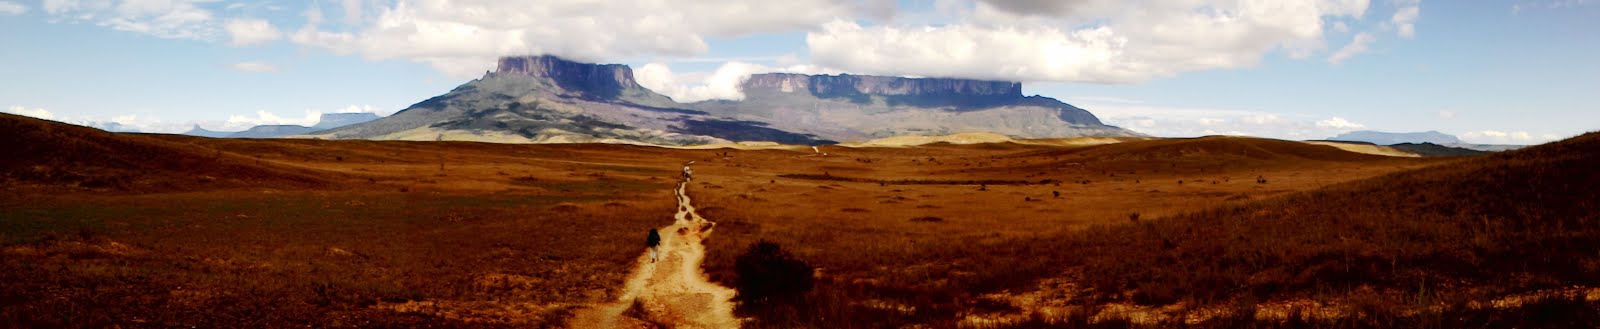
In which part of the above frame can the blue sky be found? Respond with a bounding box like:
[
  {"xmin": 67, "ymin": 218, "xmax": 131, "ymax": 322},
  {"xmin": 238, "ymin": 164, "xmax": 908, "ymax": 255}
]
[{"xmin": 1, "ymin": 0, "xmax": 1595, "ymax": 144}]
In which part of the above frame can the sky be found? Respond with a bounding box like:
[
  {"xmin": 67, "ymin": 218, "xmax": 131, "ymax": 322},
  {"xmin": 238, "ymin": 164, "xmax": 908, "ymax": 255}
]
[{"xmin": 1, "ymin": 0, "xmax": 1596, "ymax": 144}]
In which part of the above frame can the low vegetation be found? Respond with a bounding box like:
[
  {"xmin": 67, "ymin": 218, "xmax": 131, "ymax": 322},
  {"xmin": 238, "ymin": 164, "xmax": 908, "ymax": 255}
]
[
  {"xmin": 731, "ymin": 241, "xmax": 819, "ymax": 326},
  {"xmin": 0, "ymin": 190, "xmax": 674, "ymax": 327},
  {"xmin": 8, "ymin": 114, "xmax": 1595, "ymax": 327},
  {"xmin": 778, "ymin": 173, "xmax": 1055, "ymax": 186},
  {"xmin": 1070, "ymin": 132, "xmax": 1600, "ymax": 305},
  {"xmin": 701, "ymin": 133, "xmax": 1600, "ymax": 327}
]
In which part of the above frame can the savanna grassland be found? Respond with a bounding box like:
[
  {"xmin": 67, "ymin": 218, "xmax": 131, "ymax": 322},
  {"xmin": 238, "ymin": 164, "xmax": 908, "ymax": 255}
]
[{"xmin": 3, "ymin": 113, "xmax": 1597, "ymax": 328}]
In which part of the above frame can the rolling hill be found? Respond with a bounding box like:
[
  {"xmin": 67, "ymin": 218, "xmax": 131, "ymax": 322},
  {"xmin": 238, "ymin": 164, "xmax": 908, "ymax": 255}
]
[
  {"xmin": 0, "ymin": 114, "xmax": 334, "ymax": 191},
  {"xmin": 1069, "ymin": 131, "xmax": 1600, "ymax": 309}
]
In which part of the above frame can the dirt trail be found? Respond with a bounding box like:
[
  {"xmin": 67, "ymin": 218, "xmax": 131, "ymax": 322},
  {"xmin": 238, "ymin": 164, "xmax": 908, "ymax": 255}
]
[{"xmin": 567, "ymin": 173, "xmax": 740, "ymax": 328}]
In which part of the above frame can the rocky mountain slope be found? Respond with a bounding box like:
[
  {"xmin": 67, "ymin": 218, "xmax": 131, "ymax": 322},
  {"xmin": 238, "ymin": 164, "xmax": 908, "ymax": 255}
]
[
  {"xmin": 689, "ymin": 73, "xmax": 1121, "ymax": 140},
  {"xmin": 315, "ymin": 56, "xmax": 826, "ymax": 145},
  {"xmin": 319, "ymin": 55, "xmax": 1135, "ymax": 145},
  {"xmin": 181, "ymin": 113, "xmax": 385, "ymax": 139},
  {"xmin": 312, "ymin": 113, "xmax": 380, "ymax": 129}
]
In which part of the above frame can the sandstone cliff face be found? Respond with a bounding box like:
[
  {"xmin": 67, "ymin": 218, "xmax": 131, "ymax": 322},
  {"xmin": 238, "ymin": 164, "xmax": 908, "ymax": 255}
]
[
  {"xmin": 742, "ymin": 73, "xmax": 1021, "ymax": 98},
  {"xmin": 313, "ymin": 113, "xmax": 381, "ymax": 130},
  {"xmin": 726, "ymin": 72, "xmax": 1105, "ymax": 128},
  {"xmin": 494, "ymin": 55, "xmax": 641, "ymax": 99},
  {"xmin": 323, "ymin": 55, "xmax": 1134, "ymax": 146}
]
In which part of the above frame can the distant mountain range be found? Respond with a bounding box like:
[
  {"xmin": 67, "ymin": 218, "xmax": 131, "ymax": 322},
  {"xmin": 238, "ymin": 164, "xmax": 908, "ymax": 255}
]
[
  {"xmin": 313, "ymin": 55, "xmax": 1135, "ymax": 145},
  {"xmin": 1330, "ymin": 130, "xmax": 1463, "ymax": 145},
  {"xmin": 227, "ymin": 125, "xmax": 324, "ymax": 138},
  {"xmin": 182, "ymin": 112, "xmax": 381, "ymax": 139},
  {"xmin": 181, "ymin": 125, "xmax": 233, "ymax": 138},
  {"xmin": 313, "ymin": 113, "xmax": 381, "ymax": 130},
  {"xmin": 1326, "ymin": 130, "xmax": 1524, "ymax": 153}
]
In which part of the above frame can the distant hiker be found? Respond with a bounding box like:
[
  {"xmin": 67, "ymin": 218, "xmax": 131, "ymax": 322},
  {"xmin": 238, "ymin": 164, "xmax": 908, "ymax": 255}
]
[
  {"xmin": 682, "ymin": 161, "xmax": 695, "ymax": 181},
  {"xmin": 647, "ymin": 228, "xmax": 662, "ymax": 262}
]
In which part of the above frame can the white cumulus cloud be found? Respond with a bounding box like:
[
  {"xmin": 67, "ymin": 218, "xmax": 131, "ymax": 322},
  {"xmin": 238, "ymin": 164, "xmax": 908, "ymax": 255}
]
[
  {"xmin": 5, "ymin": 105, "xmax": 55, "ymax": 120},
  {"xmin": 1315, "ymin": 117, "xmax": 1366, "ymax": 130},
  {"xmin": 809, "ymin": 0, "xmax": 1377, "ymax": 83},
  {"xmin": 1459, "ymin": 130, "xmax": 1559, "ymax": 144},
  {"xmin": 1075, "ymin": 97, "xmax": 1376, "ymax": 140},
  {"xmin": 230, "ymin": 61, "xmax": 280, "ymax": 73},
  {"xmin": 1391, "ymin": 2, "xmax": 1420, "ymax": 38},
  {"xmin": 223, "ymin": 110, "xmax": 322, "ymax": 131},
  {"xmin": 42, "ymin": 0, "xmax": 219, "ymax": 40},
  {"xmin": 225, "ymin": 18, "xmax": 282, "ymax": 46},
  {"xmin": 1241, "ymin": 114, "xmax": 1283, "ymax": 125},
  {"xmin": 634, "ymin": 61, "xmax": 839, "ymax": 102},
  {"xmin": 216, "ymin": 105, "xmax": 391, "ymax": 131},
  {"xmin": 636, "ymin": 62, "xmax": 767, "ymax": 102},
  {"xmin": 0, "ymin": 1, "xmax": 27, "ymax": 15},
  {"xmin": 289, "ymin": 0, "xmax": 875, "ymax": 79},
  {"xmin": 340, "ymin": 0, "xmax": 363, "ymax": 24},
  {"xmin": 1327, "ymin": 32, "xmax": 1376, "ymax": 64},
  {"xmin": 333, "ymin": 104, "xmax": 385, "ymax": 114}
]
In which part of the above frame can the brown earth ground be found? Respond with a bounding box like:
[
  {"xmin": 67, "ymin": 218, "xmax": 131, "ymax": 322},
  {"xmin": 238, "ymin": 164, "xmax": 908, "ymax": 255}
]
[{"xmin": 3, "ymin": 114, "xmax": 1595, "ymax": 328}]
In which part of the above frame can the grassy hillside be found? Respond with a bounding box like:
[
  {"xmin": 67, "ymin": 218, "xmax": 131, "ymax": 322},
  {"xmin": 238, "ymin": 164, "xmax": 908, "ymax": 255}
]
[
  {"xmin": 1054, "ymin": 132, "xmax": 1600, "ymax": 324},
  {"xmin": 0, "ymin": 114, "xmax": 333, "ymax": 192}
]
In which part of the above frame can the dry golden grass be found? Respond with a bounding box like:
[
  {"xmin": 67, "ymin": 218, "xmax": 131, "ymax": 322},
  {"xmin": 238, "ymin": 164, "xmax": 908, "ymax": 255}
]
[
  {"xmin": 0, "ymin": 189, "xmax": 680, "ymax": 327},
  {"xmin": 5, "ymin": 114, "xmax": 1595, "ymax": 327}
]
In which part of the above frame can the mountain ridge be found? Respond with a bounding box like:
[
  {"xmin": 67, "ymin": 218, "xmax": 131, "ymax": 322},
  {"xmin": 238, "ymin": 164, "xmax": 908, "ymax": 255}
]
[
  {"xmin": 179, "ymin": 113, "xmax": 385, "ymax": 139},
  {"xmin": 318, "ymin": 55, "xmax": 1136, "ymax": 145},
  {"xmin": 1330, "ymin": 130, "xmax": 1462, "ymax": 145}
]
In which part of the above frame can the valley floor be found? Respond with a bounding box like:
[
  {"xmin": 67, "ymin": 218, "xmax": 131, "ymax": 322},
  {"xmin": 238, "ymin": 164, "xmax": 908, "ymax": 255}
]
[{"xmin": 4, "ymin": 132, "xmax": 1598, "ymax": 328}]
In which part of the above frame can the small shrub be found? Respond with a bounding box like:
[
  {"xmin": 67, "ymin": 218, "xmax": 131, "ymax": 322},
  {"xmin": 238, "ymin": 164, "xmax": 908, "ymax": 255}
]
[{"xmin": 734, "ymin": 241, "xmax": 814, "ymax": 304}]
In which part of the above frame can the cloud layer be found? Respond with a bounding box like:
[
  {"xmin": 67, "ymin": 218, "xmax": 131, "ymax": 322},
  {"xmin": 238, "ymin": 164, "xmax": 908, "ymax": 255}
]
[
  {"xmin": 225, "ymin": 18, "xmax": 282, "ymax": 46},
  {"xmin": 5, "ymin": 104, "xmax": 387, "ymax": 134},
  {"xmin": 288, "ymin": 0, "xmax": 881, "ymax": 78},
  {"xmin": 0, "ymin": 1, "xmax": 26, "ymax": 15},
  {"xmin": 42, "ymin": 0, "xmax": 218, "ymax": 40},
  {"xmin": 230, "ymin": 61, "xmax": 279, "ymax": 73},
  {"xmin": 809, "ymin": 0, "xmax": 1379, "ymax": 83},
  {"xmin": 634, "ymin": 61, "xmax": 838, "ymax": 102},
  {"xmin": 5, "ymin": 105, "xmax": 54, "ymax": 120},
  {"xmin": 1328, "ymin": 32, "xmax": 1376, "ymax": 64},
  {"xmin": 1075, "ymin": 98, "xmax": 1373, "ymax": 140},
  {"xmin": 1459, "ymin": 130, "xmax": 1563, "ymax": 145},
  {"xmin": 34, "ymin": 1, "xmax": 1421, "ymax": 85}
]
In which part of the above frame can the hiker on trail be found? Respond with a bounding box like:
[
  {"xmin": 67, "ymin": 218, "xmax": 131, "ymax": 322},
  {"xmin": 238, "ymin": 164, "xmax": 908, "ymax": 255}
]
[
  {"xmin": 682, "ymin": 161, "xmax": 695, "ymax": 181},
  {"xmin": 647, "ymin": 228, "xmax": 662, "ymax": 262},
  {"xmin": 811, "ymin": 146, "xmax": 827, "ymax": 156}
]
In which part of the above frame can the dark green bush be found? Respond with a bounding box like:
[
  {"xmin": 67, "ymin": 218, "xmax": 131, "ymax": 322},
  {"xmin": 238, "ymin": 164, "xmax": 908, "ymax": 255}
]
[{"xmin": 734, "ymin": 241, "xmax": 814, "ymax": 304}]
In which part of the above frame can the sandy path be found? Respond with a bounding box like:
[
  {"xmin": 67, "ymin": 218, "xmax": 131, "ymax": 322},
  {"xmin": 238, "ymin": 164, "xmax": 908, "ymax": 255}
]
[{"xmin": 567, "ymin": 172, "xmax": 740, "ymax": 328}]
